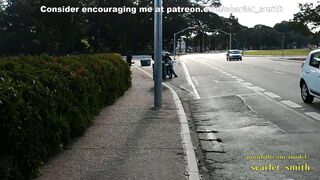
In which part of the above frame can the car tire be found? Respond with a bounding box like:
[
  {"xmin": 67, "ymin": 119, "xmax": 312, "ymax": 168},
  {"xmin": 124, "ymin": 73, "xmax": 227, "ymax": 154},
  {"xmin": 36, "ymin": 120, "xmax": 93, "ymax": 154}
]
[{"xmin": 301, "ymin": 82, "xmax": 314, "ymax": 104}]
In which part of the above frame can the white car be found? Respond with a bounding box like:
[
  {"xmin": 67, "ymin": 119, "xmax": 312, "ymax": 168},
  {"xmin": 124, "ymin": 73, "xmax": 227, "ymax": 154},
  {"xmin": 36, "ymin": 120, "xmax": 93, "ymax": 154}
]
[
  {"xmin": 300, "ymin": 49, "xmax": 320, "ymax": 103},
  {"xmin": 226, "ymin": 50, "xmax": 242, "ymax": 61}
]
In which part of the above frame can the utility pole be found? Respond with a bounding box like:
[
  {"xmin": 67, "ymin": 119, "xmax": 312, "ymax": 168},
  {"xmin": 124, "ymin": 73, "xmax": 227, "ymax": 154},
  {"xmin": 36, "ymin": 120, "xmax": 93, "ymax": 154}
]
[
  {"xmin": 281, "ymin": 34, "xmax": 285, "ymax": 59},
  {"xmin": 229, "ymin": 34, "xmax": 232, "ymax": 50},
  {"xmin": 211, "ymin": 29, "xmax": 231, "ymax": 50},
  {"xmin": 226, "ymin": 22, "xmax": 232, "ymax": 50},
  {"xmin": 274, "ymin": 31, "xmax": 287, "ymax": 59},
  {"xmin": 173, "ymin": 26, "xmax": 198, "ymax": 59},
  {"xmin": 154, "ymin": 0, "xmax": 162, "ymax": 108},
  {"xmin": 173, "ymin": 34, "xmax": 176, "ymax": 59}
]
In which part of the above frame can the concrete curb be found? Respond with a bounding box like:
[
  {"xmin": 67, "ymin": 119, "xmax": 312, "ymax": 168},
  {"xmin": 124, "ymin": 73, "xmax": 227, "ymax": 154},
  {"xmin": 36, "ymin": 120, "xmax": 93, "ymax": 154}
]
[{"xmin": 135, "ymin": 67, "xmax": 200, "ymax": 180}]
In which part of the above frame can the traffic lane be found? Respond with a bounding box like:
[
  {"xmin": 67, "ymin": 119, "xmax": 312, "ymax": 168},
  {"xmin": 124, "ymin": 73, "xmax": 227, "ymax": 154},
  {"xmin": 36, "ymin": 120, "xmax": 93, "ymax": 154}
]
[
  {"xmin": 182, "ymin": 59, "xmax": 320, "ymax": 133},
  {"xmin": 184, "ymin": 68, "xmax": 320, "ymax": 179},
  {"xmin": 187, "ymin": 53, "xmax": 302, "ymax": 79},
  {"xmin": 182, "ymin": 55, "xmax": 296, "ymax": 99},
  {"xmin": 191, "ymin": 95, "xmax": 320, "ymax": 179},
  {"xmin": 229, "ymin": 56, "xmax": 303, "ymax": 76},
  {"xmin": 194, "ymin": 53, "xmax": 304, "ymax": 76},
  {"xmin": 191, "ymin": 55, "xmax": 320, "ymax": 113},
  {"xmin": 180, "ymin": 57, "xmax": 254, "ymax": 98},
  {"xmin": 192, "ymin": 56, "xmax": 300, "ymax": 101},
  {"xmin": 192, "ymin": 97, "xmax": 320, "ymax": 179},
  {"xmin": 200, "ymin": 57, "xmax": 301, "ymax": 99},
  {"xmin": 242, "ymin": 93, "xmax": 320, "ymax": 134},
  {"xmin": 225, "ymin": 57, "xmax": 320, "ymax": 111}
]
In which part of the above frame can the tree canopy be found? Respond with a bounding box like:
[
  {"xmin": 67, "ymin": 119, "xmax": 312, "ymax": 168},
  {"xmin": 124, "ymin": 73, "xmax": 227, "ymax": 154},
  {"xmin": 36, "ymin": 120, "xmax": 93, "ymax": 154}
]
[
  {"xmin": 0, "ymin": 0, "xmax": 317, "ymax": 56},
  {"xmin": 294, "ymin": 2, "xmax": 320, "ymax": 31}
]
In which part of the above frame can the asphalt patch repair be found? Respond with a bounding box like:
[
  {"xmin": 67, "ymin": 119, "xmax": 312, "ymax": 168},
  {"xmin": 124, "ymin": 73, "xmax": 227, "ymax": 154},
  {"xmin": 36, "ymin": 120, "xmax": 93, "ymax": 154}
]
[{"xmin": 187, "ymin": 95, "xmax": 312, "ymax": 179}]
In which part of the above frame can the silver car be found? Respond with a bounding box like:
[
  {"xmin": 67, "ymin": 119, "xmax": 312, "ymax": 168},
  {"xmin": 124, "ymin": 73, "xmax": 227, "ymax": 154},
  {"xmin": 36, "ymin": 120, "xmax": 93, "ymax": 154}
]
[{"xmin": 227, "ymin": 50, "xmax": 242, "ymax": 61}]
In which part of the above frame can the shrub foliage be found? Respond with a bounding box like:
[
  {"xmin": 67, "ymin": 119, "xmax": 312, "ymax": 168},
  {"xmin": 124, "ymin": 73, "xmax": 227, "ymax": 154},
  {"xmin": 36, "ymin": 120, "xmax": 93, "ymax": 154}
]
[{"xmin": 0, "ymin": 54, "xmax": 131, "ymax": 179}]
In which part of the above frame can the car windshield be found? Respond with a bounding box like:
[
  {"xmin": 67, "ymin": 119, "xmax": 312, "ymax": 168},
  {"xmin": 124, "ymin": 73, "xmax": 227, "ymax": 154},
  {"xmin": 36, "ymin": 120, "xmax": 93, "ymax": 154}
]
[{"xmin": 229, "ymin": 51, "xmax": 241, "ymax": 54}]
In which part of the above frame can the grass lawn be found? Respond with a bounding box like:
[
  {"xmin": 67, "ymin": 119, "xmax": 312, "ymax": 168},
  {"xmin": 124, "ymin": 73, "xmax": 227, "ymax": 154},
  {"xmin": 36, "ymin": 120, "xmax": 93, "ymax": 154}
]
[{"xmin": 243, "ymin": 49, "xmax": 313, "ymax": 56}]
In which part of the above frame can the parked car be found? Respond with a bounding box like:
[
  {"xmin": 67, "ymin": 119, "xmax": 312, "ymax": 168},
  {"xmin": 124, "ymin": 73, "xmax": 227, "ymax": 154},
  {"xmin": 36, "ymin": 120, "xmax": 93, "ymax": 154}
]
[
  {"xmin": 300, "ymin": 49, "xmax": 320, "ymax": 103},
  {"xmin": 227, "ymin": 50, "xmax": 242, "ymax": 61}
]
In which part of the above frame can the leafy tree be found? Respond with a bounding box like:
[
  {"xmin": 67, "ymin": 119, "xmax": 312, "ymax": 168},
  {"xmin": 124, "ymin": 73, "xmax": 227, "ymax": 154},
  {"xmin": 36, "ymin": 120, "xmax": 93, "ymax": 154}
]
[
  {"xmin": 0, "ymin": 0, "xmax": 316, "ymax": 55},
  {"xmin": 294, "ymin": 2, "xmax": 320, "ymax": 31},
  {"xmin": 274, "ymin": 21, "xmax": 313, "ymax": 49}
]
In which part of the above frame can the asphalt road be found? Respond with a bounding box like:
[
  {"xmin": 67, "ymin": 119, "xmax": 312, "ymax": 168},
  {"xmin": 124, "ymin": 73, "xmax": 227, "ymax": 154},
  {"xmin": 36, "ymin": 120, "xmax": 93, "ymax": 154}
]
[
  {"xmin": 185, "ymin": 53, "xmax": 320, "ymax": 109},
  {"xmin": 135, "ymin": 54, "xmax": 320, "ymax": 180},
  {"xmin": 176, "ymin": 53, "xmax": 320, "ymax": 180},
  {"xmin": 181, "ymin": 53, "xmax": 320, "ymax": 125}
]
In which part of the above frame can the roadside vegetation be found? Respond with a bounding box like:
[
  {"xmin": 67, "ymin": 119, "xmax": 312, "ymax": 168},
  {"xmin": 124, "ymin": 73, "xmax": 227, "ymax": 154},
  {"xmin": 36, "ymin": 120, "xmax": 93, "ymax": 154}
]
[
  {"xmin": 244, "ymin": 49, "xmax": 312, "ymax": 56},
  {"xmin": 0, "ymin": 54, "xmax": 131, "ymax": 179}
]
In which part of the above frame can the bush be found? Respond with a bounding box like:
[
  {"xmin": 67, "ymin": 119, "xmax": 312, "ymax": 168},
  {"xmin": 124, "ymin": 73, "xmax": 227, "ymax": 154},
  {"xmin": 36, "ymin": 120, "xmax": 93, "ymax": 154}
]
[{"xmin": 0, "ymin": 54, "xmax": 131, "ymax": 179}]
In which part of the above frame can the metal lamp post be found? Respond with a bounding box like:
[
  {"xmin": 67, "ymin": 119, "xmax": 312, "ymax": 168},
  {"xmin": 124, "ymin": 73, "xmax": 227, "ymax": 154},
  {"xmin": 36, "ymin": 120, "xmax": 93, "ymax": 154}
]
[
  {"xmin": 281, "ymin": 34, "xmax": 285, "ymax": 59},
  {"xmin": 275, "ymin": 31, "xmax": 287, "ymax": 59},
  {"xmin": 226, "ymin": 22, "xmax": 232, "ymax": 50},
  {"xmin": 174, "ymin": 26, "xmax": 198, "ymax": 60},
  {"xmin": 212, "ymin": 29, "xmax": 232, "ymax": 50},
  {"xmin": 229, "ymin": 33, "xmax": 232, "ymax": 50},
  {"xmin": 154, "ymin": 0, "xmax": 163, "ymax": 108}
]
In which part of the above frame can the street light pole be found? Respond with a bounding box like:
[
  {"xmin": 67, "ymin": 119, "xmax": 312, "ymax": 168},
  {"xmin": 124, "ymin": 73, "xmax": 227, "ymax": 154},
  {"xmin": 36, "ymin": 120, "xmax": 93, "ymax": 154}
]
[
  {"xmin": 173, "ymin": 26, "xmax": 197, "ymax": 60},
  {"xmin": 154, "ymin": 0, "xmax": 163, "ymax": 108},
  {"xmin": 212, "ymin": 29, "xmax": 231, "ymax": 50},
  {"xmin": 281, "ymin": 34, "xmax": 285, "ymax": 59},
  {"xmin": 229, "ymin": 34, "xmax": 232, "ymax": 50},
  {"xmin": 275, "ymin": 31, "xmax": 287, "ymax": 59},
  {"xmin": 226, "ymin": 22, "xmax": 232, "ymax": 50},
  {"xmin": 173, "ymin": 33, "xmax": 176, "ymax": 59}
]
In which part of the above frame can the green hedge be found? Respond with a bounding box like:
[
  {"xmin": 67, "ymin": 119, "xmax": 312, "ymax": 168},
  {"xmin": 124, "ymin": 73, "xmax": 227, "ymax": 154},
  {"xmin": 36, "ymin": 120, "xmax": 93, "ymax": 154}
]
[{"xmin": 0, "ymin": 53, "xmax": 131, "ymax": 179}]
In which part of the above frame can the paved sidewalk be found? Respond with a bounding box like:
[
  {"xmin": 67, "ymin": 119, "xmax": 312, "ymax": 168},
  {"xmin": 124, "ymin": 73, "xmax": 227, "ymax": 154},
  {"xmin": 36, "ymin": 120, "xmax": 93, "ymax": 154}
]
[{"xmin": 38, "ymin": 68, "xmax": 186, "ymax": 180}]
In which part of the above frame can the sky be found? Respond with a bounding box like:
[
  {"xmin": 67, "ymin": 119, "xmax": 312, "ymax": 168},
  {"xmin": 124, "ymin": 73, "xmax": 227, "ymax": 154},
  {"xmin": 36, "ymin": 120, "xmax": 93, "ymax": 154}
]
[
  {"xmin": 214, "ymin": 0, "xmax": 318, "ymax": 28},
  {"xmin": 1, "ymin": 0, "xmax": 318, "ymax": 29}
]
